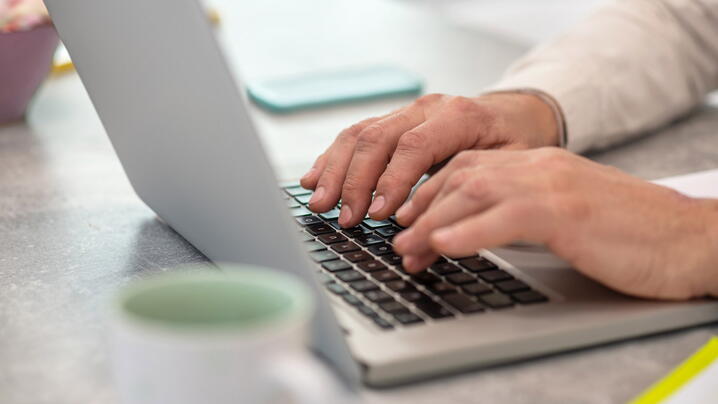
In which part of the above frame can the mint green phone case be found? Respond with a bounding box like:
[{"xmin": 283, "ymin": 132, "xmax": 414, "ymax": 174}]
[{"xmin": 246, "ymin": 66, "xmax": 423, "ymax": 113}]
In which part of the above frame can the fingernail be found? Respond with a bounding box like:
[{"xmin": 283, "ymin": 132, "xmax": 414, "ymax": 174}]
[
  {"xmin": 308, "ymin": 186, "xmax": 325, "ymax": 206},
  {"xmin": 301, "ymin": 167, "xmax": 317, "ymax": 181},
  {"xmin": 338, "ymin": 204, "xmax": 353, "ymax": 227},
  {"xmin": 396, "ymin": 200, "xmax": 413, "ymax": 220},
  {"xmin": 368, "ymin": 195, "xmax": 385, "ymax": 215},
  {"xmin": 432, "ymin": 228, "xmax": 454, "ymax": 245}
]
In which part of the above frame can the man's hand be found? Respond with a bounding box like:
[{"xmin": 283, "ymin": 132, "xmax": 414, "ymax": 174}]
[
  {"xmin": 392, "ymin": 148, "xmax": 718, "ymax": 300},
  {"xmin": 300, "ymin": 92, "xmax": 559, "ymax": 228}
]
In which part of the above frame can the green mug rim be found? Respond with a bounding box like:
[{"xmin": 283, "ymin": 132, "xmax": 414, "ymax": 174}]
[{"xmin": 112, "ymin": 266, "xmax": 313, "ymax": 336}]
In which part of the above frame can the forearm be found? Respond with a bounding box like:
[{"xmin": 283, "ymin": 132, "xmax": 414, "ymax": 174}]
[{"xmin": 491, "ymin": 0, "xmax": 718, "ymax": 153}]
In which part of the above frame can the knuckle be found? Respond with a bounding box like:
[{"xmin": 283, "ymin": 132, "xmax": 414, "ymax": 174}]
[
  {"xmin": 447, "ymin": 96, "xmax": 479, "ymax": 114},
  {"xmin": 337, "ymin": 123, "xmax": 365, "ymax": 142},
  {"xmin": 355, "ymin": 125, "xmax": 385, "ymax": 150},
  {"xmin": 460, "ymin": 174, "xmax": 491, "ymax": 201},
  {"xmin": 397, "ymin": 130, "xmax": 428, "ymax": 152},
  {"xmin": 415, "ymin": 93, "xmax": 443, "ymax": 107},
  {"xmin": 446, "ymin": 169, "xmax": 473, "ymax": 191}
]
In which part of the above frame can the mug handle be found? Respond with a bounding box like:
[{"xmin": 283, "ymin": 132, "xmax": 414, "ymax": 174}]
[{"xmin": 267, "ymin": 351, "xmax": 360, "ymax": 404}]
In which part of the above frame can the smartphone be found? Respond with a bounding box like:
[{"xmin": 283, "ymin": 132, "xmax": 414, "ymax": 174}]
[{"xmin": 246, "ymin": 65, "xmax": 423, "ymax": 113}]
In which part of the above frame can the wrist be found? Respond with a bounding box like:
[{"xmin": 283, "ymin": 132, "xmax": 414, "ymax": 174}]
[
  {"xmin": 478, "ymin": 91, "xmax": 561, "ymax": 148},
  {"xmin": 701, "ymin": 199, "xmax": 718, "ymax": 297}
]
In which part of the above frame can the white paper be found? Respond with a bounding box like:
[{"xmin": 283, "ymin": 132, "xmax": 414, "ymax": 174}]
[
  {"xmin": 663, "ymin": 359, "xmax": 718, "ymax": 403},
  {"xmin": 652, "ymin": 169, "xmax": 718, "ymax": 199}
]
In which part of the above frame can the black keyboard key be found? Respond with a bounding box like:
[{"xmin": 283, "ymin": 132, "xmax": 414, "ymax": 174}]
[
  {"xmin": 373, "ymin": 317, "xmax": 394, "ymax": 329},
  {"xmin": 342, "ymin": 226, "xmax": 371, "ymax": 238},
  {"xmin": 512, "ymin": 290, "xmax": 549, "ymax": 304},
  {"xmin": 357, "ymin": 305, "xmax": 379, "ymax": 318},
  {"xmin": 368, "ymin": 243, "xmax": 393, "ymax": 256},
  {"xmin": 459, "ymin": 257, "xmax": 498, "ymax": 272},
  {"xmin": 442, "ymin": 293, "xmax": 484, "ymax": 314},
  {"xmin": 354, "ymin": 234, "xmax": 384, "ymax": 246},
  {"xmin": 304, "ymin": 241, "xmax": 326, "ymax": 252},
  {"xmin": 430, "ymin": 262, "xmax": 462, "ymax": 275},
  {"xmin": 427, "ymin": 282, "xmax": 457, "ymax": 295},
  {"xmin": 479, "ymin": 292, "xmax": 514, "ymax": 309},
  {"xmin": 400, "ymin": 290, "xmax": 428, "ymax": 302},
  {"xmin": 410, "ymin": 272, "xmax": 441, "ymax": 285},
  {"xmin": 328, "ymin": 220, "xmax": 342, "ymax": 229},
  {"xmin": 298, "ymin": 232, "xmax": 314, "ymax": 242},
  {"xmin": 357, "ymin": 260, "xmax": 387, "ymax": 272},
  {"xmin": 386, "ymin": 280, "xmax": 415, "ymax": 292},
  {"xmin": 319, "ymin": 209, "xmax": 341, "ymax": 220},
  {"xmin": 477, "ymin": 270, "xmax": 514, "ymax": 283},
  {"xmin": 380, "ymin": 301, "xmax": 409, "ymax": 314},
  {"xmin": 285, "ymin": 185, "xmax": 312, "ymax": 197},
  {"xmin": 335, "ymin": 270, "xmax": 365, "ymax": 283},
  {"xmin": 317, "ymin": 233, "xmax": 347, "ymax": 244},
  {"xmin": 326, "ymin": 283, "xmax": 348, "ymax": 295},
  {"xmin": 306, "ymin": 224, "xmax": 335, "ymax": 236},
  {"xmin": 316, "ymin": 272, "xmax": 333, "ymax": 284},
  {"xmin": 345, "ymin": 251, "xmax": 372, "ymax": 263},
  {"xmin": 446, "ymin": 272, "xmax": 476, "ymax": 285},
  {"xmin": 363, "ymin": 218, "xmax": 392, "ymax": 229},
  {"xmin": 394, "ymin": 312, "xmax": 423, "ymax": 325},
  {"xmin": 295, "ymin": 193, "xmax": 313, "ymax": 204},
  {"xmin": 462, "ymin": 282, "xmax": 492, "ymax": 295},
  {"xmin": 364, "ymin": 290, "xmax": 393, "ymax": 303},
  {"xmin": 342, "ymin": 294, "xmax": 363, "ymax": 306},
  {"xmin": 376, "ymin": 225, "xmax": 402, "ymax": 239},
  {"xmin": 414, "ymin": 298, "xmax": 454, "ymax": 319},
  {"xmin": 331, "ymin": 241, "xmax": 361, "ymax": 254},
  {"xmin": 310, "ymin": 250, "xmax": 339, "ymax": 262},
  {"xmin": 381, "ymin": 254, "xmax": 403, "ymax": 266},
  {"xmin": 495, "ymin": 279, "xmax": 531, "ymax": 293},
  {"xmin": 371, "ymin": 270, "xmax": 401, "ymax": 283},
  {"xmin": 321, "ymin": 259, "xmax": 352, "ymax": 272},
  {"xmin": 289, "ymin": 206, "xmax": 312, "ymax": 217},
  {"xmin": 349, "ymin": 279, "xmax": 379, "ymax": 292}
]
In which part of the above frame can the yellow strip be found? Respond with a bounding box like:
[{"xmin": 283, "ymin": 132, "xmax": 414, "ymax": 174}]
[
  {"xmin": 51, "ymin": 9, "xmax": 221, "ymax": 76},
  {"xmin": 630, "ymin": 337, "xmax": 718, "ymax": 404}
]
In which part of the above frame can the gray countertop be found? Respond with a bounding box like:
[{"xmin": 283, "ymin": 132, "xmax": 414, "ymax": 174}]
[{"xmin": 2, "ymin": 0, "xmax": 718, "ymax": 403}]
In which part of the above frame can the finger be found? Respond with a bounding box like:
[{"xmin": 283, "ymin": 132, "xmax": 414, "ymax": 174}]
[
  {"xmin": 338, "ymin": 110, "xmax": 426, "ymax": 227},
  {"xmin": 369, "ymin": 113, "xmax": 478, "ymax": 220},
  {"xmin": 300, "ymin": 152, "xmax": 328, "ymax": 190},
  {"xmin": 396, "ymin": 150, "xmax": 520, "ymax": 226},
  {"xmin": 307, "ymin": 117, "xmax": 382, "ymax": 213},
  {"xmin": 430, "ymin": 200, "xmax": 551, "ymax": 257},
  {"xmin": 393, "ymin": 173, "xmax": 501, "ymax": 263},
  {"xmin": 401, "ymin": 251, "xmax": 440, "ymax": 273}
]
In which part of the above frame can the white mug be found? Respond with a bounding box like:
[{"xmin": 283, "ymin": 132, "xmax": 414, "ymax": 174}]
[{"xmin": 109, "ymin": 266, "xmax": 354, "ymax": 404}]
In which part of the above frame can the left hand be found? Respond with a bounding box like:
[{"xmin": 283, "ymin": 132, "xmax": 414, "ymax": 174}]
[{"xmin": 392, "ymin": 148, "xmax": 718, "ymax": 300}]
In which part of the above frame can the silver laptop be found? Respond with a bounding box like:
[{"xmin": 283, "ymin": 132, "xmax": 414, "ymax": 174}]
[{"xmin": 45, "ymin": 0, "xmax": 718, "ymax": 387}]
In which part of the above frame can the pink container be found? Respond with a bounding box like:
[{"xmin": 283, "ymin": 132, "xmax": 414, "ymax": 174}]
[{"xmin": 0, "ymin": 23, "xmax": 59, "ymax": 123}]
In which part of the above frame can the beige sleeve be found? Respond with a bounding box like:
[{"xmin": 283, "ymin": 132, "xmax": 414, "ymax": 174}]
[{"xmin": 490, "ymin": 0, "xmax": 718, "ymax": 153}]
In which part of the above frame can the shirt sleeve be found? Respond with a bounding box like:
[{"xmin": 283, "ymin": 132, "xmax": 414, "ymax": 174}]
[{"xmin": 490, "ymin": 0, "xmax": 718, "ymax": 153}]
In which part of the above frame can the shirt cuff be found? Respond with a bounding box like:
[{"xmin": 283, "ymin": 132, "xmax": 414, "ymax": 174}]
[{"xmin": 486, "ymin": 66, "xmax": 598, "ymax": 154}]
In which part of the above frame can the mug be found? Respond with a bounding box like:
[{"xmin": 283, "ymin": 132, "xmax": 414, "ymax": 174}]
[{"xmin": 109, "ymin": 267, "xmax": 353, "ymax": 404}]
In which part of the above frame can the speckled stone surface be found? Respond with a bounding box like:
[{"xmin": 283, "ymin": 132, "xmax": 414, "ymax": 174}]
[{"xmin": 1, "ymin": 1, "xmax": 718, "ymax": 403}]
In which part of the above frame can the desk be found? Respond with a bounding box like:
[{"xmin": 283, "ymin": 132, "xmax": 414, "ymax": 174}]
[{"xmin": 1, "ymin": 0, "xmax": 718, "ymax": 403}]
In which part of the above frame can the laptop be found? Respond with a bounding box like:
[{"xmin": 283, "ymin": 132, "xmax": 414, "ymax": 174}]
[{"xmin": 45, "ymin": 0, "xmax": 718, "ymax": 387}]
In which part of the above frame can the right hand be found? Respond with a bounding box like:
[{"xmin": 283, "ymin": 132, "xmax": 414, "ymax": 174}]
[{"xmin": 300, "ymin": 92, "xmax": 560, "ymax": 228}]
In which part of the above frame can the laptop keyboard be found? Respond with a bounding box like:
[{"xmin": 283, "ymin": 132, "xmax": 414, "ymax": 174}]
[{"xmin": 282, "ymin": 183, "xmax": 549, "ymax": 331}]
